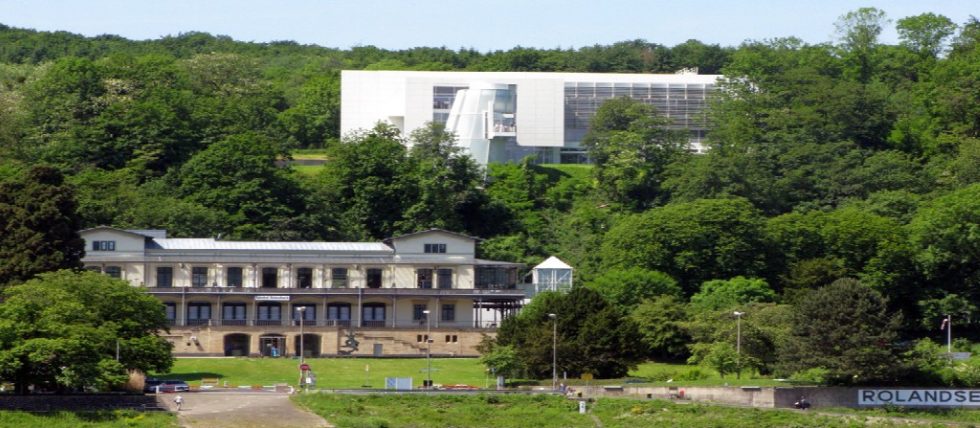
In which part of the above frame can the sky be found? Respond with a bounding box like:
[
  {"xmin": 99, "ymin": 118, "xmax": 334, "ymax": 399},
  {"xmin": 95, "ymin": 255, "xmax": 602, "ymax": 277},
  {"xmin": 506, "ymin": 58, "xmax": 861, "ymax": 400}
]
[{"xmin": 0, "ymin": 0, "xmax": 976, "ymax": 51}]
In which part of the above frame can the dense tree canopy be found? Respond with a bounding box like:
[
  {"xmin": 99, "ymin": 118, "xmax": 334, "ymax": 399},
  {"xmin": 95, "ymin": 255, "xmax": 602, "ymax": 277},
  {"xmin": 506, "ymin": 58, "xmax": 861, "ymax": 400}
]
[
  {"xmin": 0, "ymin": 270, "xmax": 173, "ymax": 394},
  {"xmin": 0, "ymin": 166, "xmax": 84, "ymax": 287}
]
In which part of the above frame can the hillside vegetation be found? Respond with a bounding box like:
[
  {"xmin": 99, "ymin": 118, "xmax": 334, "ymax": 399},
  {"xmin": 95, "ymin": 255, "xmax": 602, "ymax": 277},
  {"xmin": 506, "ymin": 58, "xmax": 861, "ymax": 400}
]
[{"xmin": 2, "ymin": 9, "xmax": 980, "ymax": 386}]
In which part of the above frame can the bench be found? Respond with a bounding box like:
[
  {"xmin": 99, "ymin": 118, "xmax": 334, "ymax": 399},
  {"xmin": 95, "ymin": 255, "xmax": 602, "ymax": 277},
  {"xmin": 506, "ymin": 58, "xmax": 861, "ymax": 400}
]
[{"xmin": 201, "ymin": 378, "xmax": 220, "ymax": 389}]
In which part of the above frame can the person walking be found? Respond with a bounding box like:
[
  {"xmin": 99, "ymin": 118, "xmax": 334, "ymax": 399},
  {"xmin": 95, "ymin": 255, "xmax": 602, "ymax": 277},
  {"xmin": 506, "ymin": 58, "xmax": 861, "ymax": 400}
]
[{"xmin": 174, "ymin": 394, "xmax": 184, "ymax": 411}]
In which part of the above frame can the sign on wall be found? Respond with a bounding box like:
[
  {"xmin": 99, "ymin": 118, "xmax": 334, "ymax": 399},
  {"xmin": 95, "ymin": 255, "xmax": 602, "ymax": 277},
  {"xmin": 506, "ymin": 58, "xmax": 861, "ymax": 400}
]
[
  {"xmin": 255, "ymin": 295, "xmax": 290, "ymax": 301},
  {"xmin": 859, "ymin": 389, "xmax": 980, "ymax": 406}
]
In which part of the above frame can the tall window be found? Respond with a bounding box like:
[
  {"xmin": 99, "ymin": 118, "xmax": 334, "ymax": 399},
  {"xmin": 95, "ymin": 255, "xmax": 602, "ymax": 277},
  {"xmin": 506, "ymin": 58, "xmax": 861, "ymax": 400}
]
[
  {"xmin": 327, "ymin": 303, "xmax": 351, "ymax": 321},
  {"xmin": 331, "ymin": 268, "xmax": 348, "ymax": 288},
  {"xmin": 191, "ymin": 267, "xmax": 208, "ymax": 287},
  {"xmin": 226, "ymin": 267, "xmax": 243, "ymax": 287},
  {"xmin": 424, "ymin": 243, "xmax": 447, "ymax": 254},
  {"xmin": 257, "ymin": 303, "xmax": 281, "ymax": 321},
  {"xmin": 164, "ymin": 303, "xmax": 176, "ymax": 323},
  {"xmin": 362, "ymin": 303, "xmax": 386, "ymax": 325},
  {"xmin": 293, "ymin": 304, "xmax": 316, "ymax": 321},
  {"xmin": 222, "ymin": 303, "xmax": 247, "ymax": 322},
  {"xmin": 366, "ymin": 268, "xmax": 382, "ymax": 288},
  {"xmin": 104, "ymin": 266, "xmax": 122, "ymax": 279},
  {"xmin": 437, "ymin": 269, "xmax": 452, "ymax": 289},
  {"xmin": 156, "ymin": 267, "xmax": 173, "ymax": 288},
  {"xmin": 413, "ymin": 304, "xmax": 428, "ymax": 321},
  {"xmin": 297, "ymin": 268, "xmax": 313, "ymax": 288},
  {"xmin": 92, "ymin": 240, "xmax": 116, "ymax": 251},
  {"xmin": 262, "ymin": 267, "xmax": 278, "ymax": 288},
  {"xmin": 417, "ymin": 269, "xmax": 433, "ymax": 289},
  {"xmin": 187, "ymin": 303, "xmax": 211, "ymax": 325},
  {"xmin": 441, "ymin": 304, "xmax": 455, "ymax": 322}
]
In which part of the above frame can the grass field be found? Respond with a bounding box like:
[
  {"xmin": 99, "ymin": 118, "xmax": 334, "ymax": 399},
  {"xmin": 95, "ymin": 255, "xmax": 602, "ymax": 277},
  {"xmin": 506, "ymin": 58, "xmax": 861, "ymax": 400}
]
[
  {"xmin": 156, "ymin": 358, "xmax": 799, "ymax": 389},
  {"xmin": 0, "ymin": 410, "xmax": 177, "ymax": 428},
  {"xmin": 294, "ymin": 394, "xmax": 913, "ymax": 428},
  {"xmin": 156, "ymin": 357, "xmax": 492, "ymax": 388}
]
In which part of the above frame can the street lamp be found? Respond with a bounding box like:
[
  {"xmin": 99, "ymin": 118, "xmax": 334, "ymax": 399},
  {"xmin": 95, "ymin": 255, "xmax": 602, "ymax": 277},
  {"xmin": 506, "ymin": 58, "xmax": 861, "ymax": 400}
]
[
  {"xmin": 423, "ymin": 309, "xmax": 432, "ymax": 389},
  {"xmin": 548, "ymin": 313, "xmax": 557, "ymax": 391},
  {"xmin": 296, "ymin": 306, "xmax": 306, "ymax": 364},
  {"xmin": 733, "ymin": 311, "xmax": 744, "ymax": 380}
]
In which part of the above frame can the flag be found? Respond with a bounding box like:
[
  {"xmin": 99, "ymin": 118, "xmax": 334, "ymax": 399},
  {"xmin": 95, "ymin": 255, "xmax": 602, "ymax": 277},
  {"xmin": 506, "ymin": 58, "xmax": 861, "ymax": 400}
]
[{"xmin": 941, "ymin": 317, "xmax": 949, "ymax": 330}]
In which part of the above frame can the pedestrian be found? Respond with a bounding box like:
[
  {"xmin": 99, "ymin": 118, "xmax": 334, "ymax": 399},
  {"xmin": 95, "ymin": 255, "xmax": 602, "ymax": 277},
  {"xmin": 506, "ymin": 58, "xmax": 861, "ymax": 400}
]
[{"xmin": 174, "ymin": 394, "xmax": 183, "ymax": 411}]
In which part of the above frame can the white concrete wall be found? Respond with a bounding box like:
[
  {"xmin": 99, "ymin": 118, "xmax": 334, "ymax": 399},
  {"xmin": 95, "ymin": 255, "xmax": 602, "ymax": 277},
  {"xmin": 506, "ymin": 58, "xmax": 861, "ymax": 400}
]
[
  {"xmin": 81, "ymin": 229, "xmax": 145, "ymax": 255},
  {"xmin": 391, "ymin": 230, "xmax": 475, "ymax": 256}
]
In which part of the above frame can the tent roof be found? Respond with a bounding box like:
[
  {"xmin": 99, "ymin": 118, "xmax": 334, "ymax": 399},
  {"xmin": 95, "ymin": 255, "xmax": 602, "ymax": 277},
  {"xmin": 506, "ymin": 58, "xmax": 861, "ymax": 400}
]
[{"xmin": 533, "ymin": 256, "xmax": 572, "ymax": 270}]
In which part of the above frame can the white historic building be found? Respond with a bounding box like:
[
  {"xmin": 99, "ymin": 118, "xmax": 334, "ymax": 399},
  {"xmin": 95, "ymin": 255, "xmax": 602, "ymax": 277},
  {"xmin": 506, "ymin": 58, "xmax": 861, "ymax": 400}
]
[
  {"xmin": 341, "ymin": 70, "xmax": 721, "ymax": 164},
  {"xmin": 80, "ymin": 227, "xmax": 523, "ymax": 357}
]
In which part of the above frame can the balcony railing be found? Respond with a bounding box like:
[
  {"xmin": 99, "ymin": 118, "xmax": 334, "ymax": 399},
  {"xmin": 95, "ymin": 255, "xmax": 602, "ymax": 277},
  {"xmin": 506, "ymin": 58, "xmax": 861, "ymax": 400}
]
[
  {"xmin": 146, "ymin": 286, "xmax": 524, "ymax": 297},
  {"xmin": 222, "ymin": 319, "xmax": 247, "ymax": 326},
  {"xmin": 186, "ymin": 319, "xmax": 211, "ymax": 326},
  {"xmin": 255, "ymin": 319, "xmax": 282, "ymax": 326}
]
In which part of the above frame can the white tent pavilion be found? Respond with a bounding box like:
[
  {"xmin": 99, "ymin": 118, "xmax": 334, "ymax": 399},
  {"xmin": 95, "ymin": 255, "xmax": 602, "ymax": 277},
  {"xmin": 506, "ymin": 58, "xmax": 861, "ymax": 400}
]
[{"xmin": 530, "ymin": 256, "xmax": 573, "ymax": 295}]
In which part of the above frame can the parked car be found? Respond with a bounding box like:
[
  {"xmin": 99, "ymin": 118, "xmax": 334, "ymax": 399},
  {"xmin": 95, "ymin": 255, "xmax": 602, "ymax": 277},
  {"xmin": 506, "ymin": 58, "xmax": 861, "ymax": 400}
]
[{"xmin": 145, "ymin": 379, "xmax": 189, "ymax": 393}]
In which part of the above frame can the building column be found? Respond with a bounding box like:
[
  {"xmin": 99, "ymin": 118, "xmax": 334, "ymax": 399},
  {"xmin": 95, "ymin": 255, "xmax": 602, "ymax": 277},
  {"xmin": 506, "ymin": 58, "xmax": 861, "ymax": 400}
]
[
  {"xmin": 179, "ymin": 291, "xmax": 187, "ymax": 327},
  {"xmin": 391, "ymin": 295, "xmax": 398, "ymax": 328},
  {"xmin": 435, "ymin": 297, "xmax": 440, "ymax": 328},
  {"xmin": 215, "ymin": 294, "xmax": 222, "ymax": 327}
]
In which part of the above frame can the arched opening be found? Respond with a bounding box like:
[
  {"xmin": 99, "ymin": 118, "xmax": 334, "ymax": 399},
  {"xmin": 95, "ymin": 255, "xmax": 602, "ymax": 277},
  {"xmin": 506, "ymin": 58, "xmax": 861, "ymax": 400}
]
[
  {"xmin": 259, "ymin": 334, "xmax": 286, "ymax": 357},
  {"xmin": 224, "ymin": 333, "xmax": 250, "ymax": 356},
  {"xmin": 294, "ymin": 334, "xmax": 321, "ymax": 358}
]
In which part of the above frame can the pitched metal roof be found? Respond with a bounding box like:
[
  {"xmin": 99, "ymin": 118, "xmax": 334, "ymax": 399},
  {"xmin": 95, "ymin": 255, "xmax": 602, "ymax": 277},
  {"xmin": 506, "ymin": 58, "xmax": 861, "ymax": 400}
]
[{"xmin": 148, "ymin": 238, "xmax": 393, "ymax": 253}]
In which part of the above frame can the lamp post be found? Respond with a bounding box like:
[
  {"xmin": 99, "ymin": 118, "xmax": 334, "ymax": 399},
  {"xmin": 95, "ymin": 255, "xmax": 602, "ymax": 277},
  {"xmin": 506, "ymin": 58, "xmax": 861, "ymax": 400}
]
[
  {"xmin": 548, "ymin": 313, "xmax": 557, "ymax": 391},
  {"xmin": 733, "ymin": 311, "xmax": 744, "ymax": 380},
  {"xmin": 423, "ymin": 309, "xmax": 432, "ymax": 388},
  {"xmin": 296, "ymin": 307, "xmax": 306, "ymax": 364}
]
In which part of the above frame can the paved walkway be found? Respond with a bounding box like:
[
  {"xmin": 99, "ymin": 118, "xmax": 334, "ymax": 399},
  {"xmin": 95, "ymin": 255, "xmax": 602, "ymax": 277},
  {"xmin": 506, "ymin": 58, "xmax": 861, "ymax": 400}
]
[{"xmin": 164, "ymin": 391, "xmax": 331, "ymax": 428}]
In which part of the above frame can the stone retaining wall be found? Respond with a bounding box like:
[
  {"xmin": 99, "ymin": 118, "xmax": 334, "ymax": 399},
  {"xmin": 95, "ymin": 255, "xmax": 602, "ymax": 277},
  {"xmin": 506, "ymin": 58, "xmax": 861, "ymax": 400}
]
[{"xmin": 0, "ymin": 394, "xmax": 165, "ymax": 411}]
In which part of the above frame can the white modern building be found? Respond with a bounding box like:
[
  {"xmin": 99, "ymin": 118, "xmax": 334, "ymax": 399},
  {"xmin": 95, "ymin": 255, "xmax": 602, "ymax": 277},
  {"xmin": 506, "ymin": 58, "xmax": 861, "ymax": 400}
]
[
  {"xmin": 341, "ymin": 70, "xmax": 721, "ymax": 164},
  {"xmin": 80, "ymin": 227, "xmax": 524, "ymax": 357}
]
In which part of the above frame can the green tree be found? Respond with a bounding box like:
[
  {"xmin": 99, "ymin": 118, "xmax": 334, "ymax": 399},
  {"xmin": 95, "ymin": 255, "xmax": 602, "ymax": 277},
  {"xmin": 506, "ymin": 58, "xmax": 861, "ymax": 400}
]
[
  {"xmin": 586, "ymin": 268, "xmax": 680, "ymax": 309},
  {"xmin": 399, "ymin": 122, "xmax": 485, "ymax": 234},
  {"xmin": 582, "ymin": 97, "xmax": 687, "ymax": 209},
  {"xmin": 907, "ymin": 184, "xmax": 980, "ymax": 305},
  {"xmin": 688, "ymin": 342, "xmax": 741, "ymax": 378},
  {"xmin": 600, "ymin": 198, "xmax": 769, "ymax": 294},
  {"xmin": 690, "ymin": 277, "xmax": 776, "ymax": 311},
  {"xmin": 835, "ymin": 7, "xmax": 890, "ymax": 81},
  {"xmin": 777, "ymin": 278, "xmax": 903, "ymax": 384},
  {"xmin": 0, "ymin": 166, "xmax": 84, "ymax": 287},
  {"xmin": 630, "ymin": 295, "xmax": 691, "ymax": 360},
  {"xmin": 318, "ymin": 123, "xmax": 412, "ymax": 240},
  {"xmin": 896, "ymin": 13, "xmax": 958, "ymax": 58},
  {"xmin": 173, "ymin": 133, "xmax": 308, "ymax": 239},
  {"xmin": 495, "ymin": 288, "xmax": 644, "ymax": 379},
  {"xmin": 0, "ymin": 270, "xmax": 173, "ymax": 394}
]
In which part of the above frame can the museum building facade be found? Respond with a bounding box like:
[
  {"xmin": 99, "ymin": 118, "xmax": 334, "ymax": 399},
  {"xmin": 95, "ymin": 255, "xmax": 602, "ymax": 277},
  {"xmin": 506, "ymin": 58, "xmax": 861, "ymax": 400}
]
[{"xmin": 80, "ymin": 227, "xmax": 524, "ymax": 357}]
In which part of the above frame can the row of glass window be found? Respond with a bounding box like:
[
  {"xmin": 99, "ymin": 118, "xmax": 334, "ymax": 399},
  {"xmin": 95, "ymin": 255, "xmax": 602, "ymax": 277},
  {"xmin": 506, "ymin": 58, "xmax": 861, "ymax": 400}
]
[
  {"xmin": 150, "ymin": 266, "xmax": 453, "ymax": 289},
  {"xmin": 167, "ymin": 302, "xmax": 456, "ymax": 322}
]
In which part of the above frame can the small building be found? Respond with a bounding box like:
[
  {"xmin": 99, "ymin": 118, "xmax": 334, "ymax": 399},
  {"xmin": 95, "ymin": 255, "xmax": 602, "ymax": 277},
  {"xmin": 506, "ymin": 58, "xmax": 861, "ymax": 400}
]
[
  {"xmin": 528, "ymin": 256, "xmax": 574, "ymax": 297},
  {"xmin": 79, "ymin": 227, "xmax": 524, "ymax": 357}
]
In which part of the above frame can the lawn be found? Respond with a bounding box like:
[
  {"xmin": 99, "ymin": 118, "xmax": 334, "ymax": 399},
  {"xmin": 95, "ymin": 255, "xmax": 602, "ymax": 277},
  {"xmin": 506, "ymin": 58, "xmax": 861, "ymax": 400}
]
[
  {"xmin": 293, "ymin": 394, "xmax": 908, "ymax": 428},
  {"xmin": 0, "ymin": 410, "xmax": 176, "ymax": 428},
  {"xmin": 155, "ymin": 357, "xmax": 492, "ymax": 388},
  {"xmin": 155, "ymin": 358, "xmax": 800, "ymax": 389}
]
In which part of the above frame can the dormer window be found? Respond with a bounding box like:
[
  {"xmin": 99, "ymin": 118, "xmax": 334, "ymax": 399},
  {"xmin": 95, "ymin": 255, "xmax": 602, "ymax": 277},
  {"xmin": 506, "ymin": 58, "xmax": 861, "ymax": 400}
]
[
  {"xmin": 424, "ymin": 243, "xmax": 447, "ymax": 254},
  {"xmin": 92, "ymin": 240, "xmax": 116, "ymax": 251}
]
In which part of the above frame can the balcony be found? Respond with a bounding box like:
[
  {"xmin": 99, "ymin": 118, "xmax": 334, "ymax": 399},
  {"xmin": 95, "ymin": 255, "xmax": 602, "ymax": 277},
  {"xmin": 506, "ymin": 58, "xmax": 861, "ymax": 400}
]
[{"xmin": 146, "ymin": 286, "xmax": 525, "ymax": 299}]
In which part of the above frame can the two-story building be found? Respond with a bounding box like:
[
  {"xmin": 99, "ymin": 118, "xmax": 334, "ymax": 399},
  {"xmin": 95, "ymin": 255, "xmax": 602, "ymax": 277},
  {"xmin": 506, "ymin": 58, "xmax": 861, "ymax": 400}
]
[{"xmin": 80, "ymin": 227, "xmax": 524, "ymax": 357}]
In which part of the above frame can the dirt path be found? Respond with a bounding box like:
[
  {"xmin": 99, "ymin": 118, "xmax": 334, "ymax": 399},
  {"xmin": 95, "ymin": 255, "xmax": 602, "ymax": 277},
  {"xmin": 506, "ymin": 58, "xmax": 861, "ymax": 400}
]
[{"xmin": 164, "ymin": 391, "xmax": 330, "ymax": 428}]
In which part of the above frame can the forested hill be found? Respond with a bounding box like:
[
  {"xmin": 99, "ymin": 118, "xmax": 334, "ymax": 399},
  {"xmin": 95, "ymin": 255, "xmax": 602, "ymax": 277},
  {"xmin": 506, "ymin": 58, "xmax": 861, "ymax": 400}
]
[{"xmin": 1, "ymin": 8, "xmax": 980, "ymax": 353}]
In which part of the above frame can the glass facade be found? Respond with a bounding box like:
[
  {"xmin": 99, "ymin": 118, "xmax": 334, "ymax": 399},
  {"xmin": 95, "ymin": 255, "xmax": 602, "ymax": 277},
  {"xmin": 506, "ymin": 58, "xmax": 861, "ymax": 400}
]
[
  {"xmin": 563, "ymin": 81, "xmax": 713, "ymax": 151},
  {"xmin": 432, "ymin": 85, "xmax": 468, "ymax": 124}
]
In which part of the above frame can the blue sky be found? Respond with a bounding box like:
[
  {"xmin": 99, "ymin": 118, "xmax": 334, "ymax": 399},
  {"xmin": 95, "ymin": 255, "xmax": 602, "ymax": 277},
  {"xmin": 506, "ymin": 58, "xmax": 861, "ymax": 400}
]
[{"xmin": 0, "ymin": 0, "xmax": 976, "ymax": 50}]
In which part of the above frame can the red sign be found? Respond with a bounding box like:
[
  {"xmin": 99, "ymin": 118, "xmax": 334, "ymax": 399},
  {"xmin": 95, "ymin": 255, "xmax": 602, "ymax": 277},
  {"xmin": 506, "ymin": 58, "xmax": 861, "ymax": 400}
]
[{"xmin": 300, "ymin": 363, "xmax": 310, "ymax": 371}]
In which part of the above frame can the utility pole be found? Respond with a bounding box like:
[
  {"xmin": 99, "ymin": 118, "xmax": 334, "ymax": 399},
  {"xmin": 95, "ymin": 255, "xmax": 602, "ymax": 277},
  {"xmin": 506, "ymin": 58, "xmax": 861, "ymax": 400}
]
[{"xmin": 548, "ymin": 313, "xmax": 557, "ymax": 391}]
